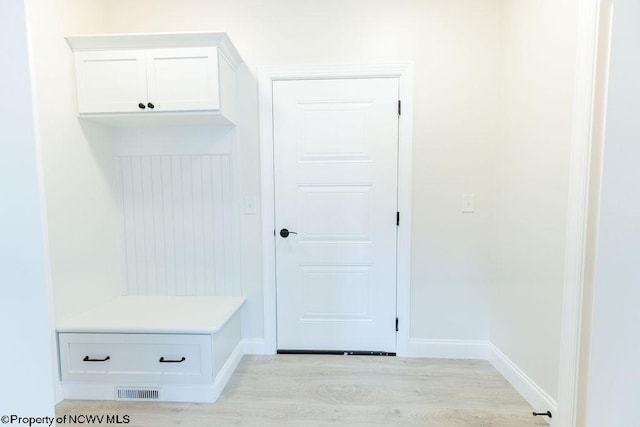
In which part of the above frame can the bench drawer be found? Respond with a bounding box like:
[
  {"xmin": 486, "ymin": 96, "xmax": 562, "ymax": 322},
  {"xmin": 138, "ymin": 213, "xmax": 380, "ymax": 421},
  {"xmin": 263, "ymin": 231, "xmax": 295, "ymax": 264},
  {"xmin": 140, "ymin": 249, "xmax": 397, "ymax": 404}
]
[{"xmin": 59, "ymin": 333, "xmax": 212, "ymax": 384}]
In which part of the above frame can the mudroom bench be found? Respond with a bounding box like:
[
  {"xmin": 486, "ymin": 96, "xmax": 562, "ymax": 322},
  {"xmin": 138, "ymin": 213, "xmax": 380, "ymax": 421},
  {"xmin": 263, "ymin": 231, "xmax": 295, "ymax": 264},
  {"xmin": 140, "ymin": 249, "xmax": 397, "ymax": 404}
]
[{"xmin": 56, "ymin": 296, "xmax": 245, "ymax": 403}]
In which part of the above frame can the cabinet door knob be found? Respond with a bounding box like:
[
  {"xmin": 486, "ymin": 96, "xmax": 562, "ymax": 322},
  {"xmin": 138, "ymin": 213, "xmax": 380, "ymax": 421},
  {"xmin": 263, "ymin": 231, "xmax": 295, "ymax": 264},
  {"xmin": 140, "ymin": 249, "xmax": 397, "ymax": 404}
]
[
  {"xmin": 147, "ymin": 102, "xmax": 155, "ymax": 109},
  {"xmin": 138, "ymin": 103, "xmax": 146, "ymax": 109}
]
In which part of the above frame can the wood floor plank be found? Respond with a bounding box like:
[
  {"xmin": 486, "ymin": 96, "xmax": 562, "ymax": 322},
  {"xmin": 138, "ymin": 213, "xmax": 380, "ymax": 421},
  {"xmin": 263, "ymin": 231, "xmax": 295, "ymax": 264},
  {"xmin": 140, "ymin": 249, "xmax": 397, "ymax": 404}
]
[{"xmin": 56, "ymin": 355, "xmax": 548, "ymax": 426}]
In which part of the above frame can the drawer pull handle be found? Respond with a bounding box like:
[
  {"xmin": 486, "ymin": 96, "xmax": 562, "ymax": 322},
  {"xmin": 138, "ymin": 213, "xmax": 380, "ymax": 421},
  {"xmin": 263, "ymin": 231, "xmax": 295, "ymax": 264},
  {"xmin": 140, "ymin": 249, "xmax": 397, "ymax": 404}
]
[
  {"xmin": 159, "ymin": 356, "xmax": 186, "ymax": 363},
  {"xmin": 83, "ymin": 355, "xmax": 110, "ymax": 362}
]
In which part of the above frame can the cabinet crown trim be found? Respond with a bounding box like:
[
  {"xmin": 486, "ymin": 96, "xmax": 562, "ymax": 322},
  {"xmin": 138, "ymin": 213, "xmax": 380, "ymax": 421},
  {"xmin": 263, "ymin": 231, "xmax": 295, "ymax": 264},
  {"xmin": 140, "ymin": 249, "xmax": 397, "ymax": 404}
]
[{"xmin": 65, "ymin": 31, "xmax": 243, "ymax": 69}]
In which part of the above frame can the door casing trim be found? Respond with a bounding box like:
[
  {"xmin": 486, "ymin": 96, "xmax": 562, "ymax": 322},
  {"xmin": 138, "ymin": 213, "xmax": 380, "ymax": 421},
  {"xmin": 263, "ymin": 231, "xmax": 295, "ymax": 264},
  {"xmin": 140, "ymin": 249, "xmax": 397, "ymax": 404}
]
[{"xmin": 258, "ymin": 64, "xmax": 414, "ymax": 355}]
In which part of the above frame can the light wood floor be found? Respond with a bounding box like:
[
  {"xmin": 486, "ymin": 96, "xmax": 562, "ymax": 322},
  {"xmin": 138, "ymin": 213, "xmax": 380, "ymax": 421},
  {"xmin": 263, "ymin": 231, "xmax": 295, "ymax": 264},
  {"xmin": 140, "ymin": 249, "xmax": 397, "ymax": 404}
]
[{"xmin": 56, "ymin": 355, "xmax": 548, "ymax": 426}]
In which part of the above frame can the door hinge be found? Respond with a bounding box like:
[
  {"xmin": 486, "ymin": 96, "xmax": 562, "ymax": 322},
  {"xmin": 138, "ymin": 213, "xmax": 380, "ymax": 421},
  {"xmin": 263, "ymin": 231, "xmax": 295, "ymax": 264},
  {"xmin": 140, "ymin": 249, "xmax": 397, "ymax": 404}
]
[
  {"xmin": 395, "ymin": 317, "xmax": 399, "ymax": 332},
  {"xmin": 398, "ymin": 100, "xmax": 401, "ymax": 116},
  {"xmin": 396, "ymin": 211, "xmax": 400, "ymax": 226}
]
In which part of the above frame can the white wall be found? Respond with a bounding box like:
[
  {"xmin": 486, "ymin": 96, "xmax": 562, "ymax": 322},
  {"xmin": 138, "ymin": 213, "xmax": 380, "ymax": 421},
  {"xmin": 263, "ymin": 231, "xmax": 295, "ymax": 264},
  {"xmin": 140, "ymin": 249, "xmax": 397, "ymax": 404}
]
[
  {"xmin": 588, "ymin": 1, "xmax": 640, "ymax": 424},
  {"xmin": 24, "ymin": 0, "xmax": 123, "ymax": 322},
  {"xmin": 41, "ymin": 2, "xmax": 584, "ymax": 413},
  {"xmin": 0, "ymin": 0, "xmax": 56, "ymax": 414},
  {"xmin": 76, "ymin": 0, "xmax": 504, "ymax": 343},
  {"xmin": 60, "ymin": 0, "xmax": 108, "ymax": 34},
  {"xmin": 490, "ymin": 0, "xmax": 578, "ymax": 402}
]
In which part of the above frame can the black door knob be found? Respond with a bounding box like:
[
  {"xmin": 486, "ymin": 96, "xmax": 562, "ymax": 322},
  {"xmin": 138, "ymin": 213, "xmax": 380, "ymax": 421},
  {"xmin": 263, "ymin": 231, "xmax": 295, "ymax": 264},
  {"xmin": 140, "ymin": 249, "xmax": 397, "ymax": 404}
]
[
  {"xmin": 279, "ymin": 228, "xmax": 298, "ymax": 238},
  {"xmin": 138, "ymin": 103, "xmax": 146, "ymax": 109},
  {"xmin": 147, "ymin": 102, "xmax": 155, "ymax": 109}
]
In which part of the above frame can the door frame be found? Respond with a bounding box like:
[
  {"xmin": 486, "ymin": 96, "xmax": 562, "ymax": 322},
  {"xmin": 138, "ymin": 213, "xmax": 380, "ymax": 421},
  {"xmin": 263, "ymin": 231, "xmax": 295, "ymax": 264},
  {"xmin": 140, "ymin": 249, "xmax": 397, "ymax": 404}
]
[
  {"xmin": 259, "ymin": 64, "xmax": 414, "ymax": 355},
  {"xmin": 557, "ymin": 0, "xmax": 609, "ymax": 425}
]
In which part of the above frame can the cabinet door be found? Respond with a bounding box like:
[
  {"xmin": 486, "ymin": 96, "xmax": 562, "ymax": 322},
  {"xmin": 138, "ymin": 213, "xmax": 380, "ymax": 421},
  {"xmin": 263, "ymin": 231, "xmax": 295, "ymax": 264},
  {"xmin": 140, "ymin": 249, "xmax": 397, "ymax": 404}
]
[
  {"xmin": 74, "ymin": 50, "xmax": 147, "ymax": 114},
  {"xmin": 145, "ymin": 47, "xmax": 220, "ymax": 112}
]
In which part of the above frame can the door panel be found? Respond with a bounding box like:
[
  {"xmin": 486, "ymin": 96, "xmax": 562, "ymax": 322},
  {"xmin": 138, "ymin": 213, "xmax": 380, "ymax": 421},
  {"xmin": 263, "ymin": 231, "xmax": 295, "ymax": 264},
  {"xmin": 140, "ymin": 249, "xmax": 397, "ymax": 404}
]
[
  {"xmin": 298, "ymin": 184, "xmax": 373, "ymax": 242},
  {"xmin": 297, "ymin": 100, "xmax": 374, "ymax": 162},
  {"xmin": 74, "ymin": 50, "xmax": 147, "ymax": 114},
  {"xmin": 146, "ymin": 47, "xmax": 220, "ymax": 112},
  {"xmin": 274, "ymin": 78, "xmax": 399, "ymax": 352}
]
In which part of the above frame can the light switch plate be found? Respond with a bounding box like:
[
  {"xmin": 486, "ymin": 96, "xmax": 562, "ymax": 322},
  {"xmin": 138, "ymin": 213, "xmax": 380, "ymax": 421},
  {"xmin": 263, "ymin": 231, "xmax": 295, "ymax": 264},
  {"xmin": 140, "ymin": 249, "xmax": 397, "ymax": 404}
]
[{"xmin": 462, "ymin": 194, "xmax": 474, "ymax": 213}]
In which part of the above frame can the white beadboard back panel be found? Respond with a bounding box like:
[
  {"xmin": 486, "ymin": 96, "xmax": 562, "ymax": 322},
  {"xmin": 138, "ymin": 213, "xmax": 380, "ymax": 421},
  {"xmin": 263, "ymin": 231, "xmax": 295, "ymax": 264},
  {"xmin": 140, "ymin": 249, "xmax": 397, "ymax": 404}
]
[{"xmin": 117, "ymin": 153, "xmax": 237, "ymax": 296}]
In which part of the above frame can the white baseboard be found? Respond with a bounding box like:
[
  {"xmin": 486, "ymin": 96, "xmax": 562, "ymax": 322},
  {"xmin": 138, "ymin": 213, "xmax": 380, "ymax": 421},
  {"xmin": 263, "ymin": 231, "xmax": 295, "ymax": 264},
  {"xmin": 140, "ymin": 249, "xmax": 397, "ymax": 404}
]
[
  {"xmin": 408, "ymin": 339, "xmax": 489, "ymax": 359},
  {"xmin": 55, "ymin": 380, "xmax": 64, "ymax": 404},
  {"xmin": 407, "ymin": 338, "xmax": 556, "ymax": 425},
  {"xmin": 242, "ymin": 338, "xmax": 269, "ymax": 354},
  {"xmin": 211, "ymin": 341, "xmax": 244, "ymax": 401},
  {"xmin": 487, "ymin": 343, "xmax": 557, "ymax": 425}
]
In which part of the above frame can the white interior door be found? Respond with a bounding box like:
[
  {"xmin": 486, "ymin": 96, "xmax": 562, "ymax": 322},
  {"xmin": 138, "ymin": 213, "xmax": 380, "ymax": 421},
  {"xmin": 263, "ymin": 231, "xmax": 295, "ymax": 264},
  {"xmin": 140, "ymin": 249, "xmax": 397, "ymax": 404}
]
[{"xmin": 274, "ymin": 78, "xmax": 399, "ymax": 353}]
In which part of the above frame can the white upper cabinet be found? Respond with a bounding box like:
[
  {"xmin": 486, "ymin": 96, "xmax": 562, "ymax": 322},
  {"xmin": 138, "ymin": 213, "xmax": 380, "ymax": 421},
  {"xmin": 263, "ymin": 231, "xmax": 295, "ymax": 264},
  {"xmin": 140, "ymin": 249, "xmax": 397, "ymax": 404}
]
[{"xmin": 66, "ymin": 33, "xmax": 242, "ymax": 126}]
